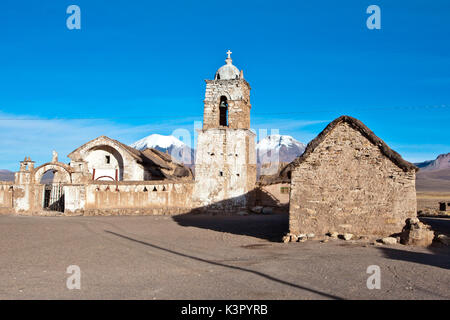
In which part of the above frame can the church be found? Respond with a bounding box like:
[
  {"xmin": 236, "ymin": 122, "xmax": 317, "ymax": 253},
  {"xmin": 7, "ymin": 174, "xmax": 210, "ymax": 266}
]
[{"xmin": 0, "ymin": 51, "xmax": 418, "ymax": 238}]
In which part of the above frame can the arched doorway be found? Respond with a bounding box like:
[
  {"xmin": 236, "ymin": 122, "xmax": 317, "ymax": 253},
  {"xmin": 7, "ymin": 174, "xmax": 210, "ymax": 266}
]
[
  {"xmin": 85, "ymin": 145, "xmax": 124, "ymax": 181},
  {"xmin": 34, "ymin": 163, "xmax": 72, "ymax": 213}
]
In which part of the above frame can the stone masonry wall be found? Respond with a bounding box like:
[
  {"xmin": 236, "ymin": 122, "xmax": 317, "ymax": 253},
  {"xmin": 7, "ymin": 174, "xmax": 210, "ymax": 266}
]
[
  {"xmin": 193, "ymin": 128, "xmax": 256, "ymax": 211},
  {"xmin": 289, "ymin": 122, "xmax": 417, "ymax": 237},
  {"xmin": 79, "ymin": 181, "xmax": 194, "ymax": 216},
  {"xmin": 203, "ymin": 80, "xmax": 251, "ymax": 130},
  {"xmin": 0, "ymin": 182, "xmax": 14, "ymax": 214}
]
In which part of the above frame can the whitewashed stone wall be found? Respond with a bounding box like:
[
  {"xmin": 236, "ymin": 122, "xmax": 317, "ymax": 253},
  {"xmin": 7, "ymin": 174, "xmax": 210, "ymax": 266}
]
[{"xmin": 193, "ymin": 128, "xmax": 256, "ymax": 210}]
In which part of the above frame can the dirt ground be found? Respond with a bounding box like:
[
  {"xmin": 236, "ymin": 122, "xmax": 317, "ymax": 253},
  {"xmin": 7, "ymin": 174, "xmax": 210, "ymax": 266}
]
[
  {"xmin": 0, "ymin": 213, "xmax": 449, "ymax": 300},
  {"xmin": 417, "ymin": 192, "xmax": 450, "ymax": 215}
]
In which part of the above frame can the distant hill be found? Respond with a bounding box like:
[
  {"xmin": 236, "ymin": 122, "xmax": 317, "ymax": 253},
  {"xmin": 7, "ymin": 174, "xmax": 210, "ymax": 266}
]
[
  {"xmin": 0, "ymin": 170, "xmax": 14, "ymax": 182},
  {"xmin": 416, "ymin": 153, "xmax": 450, "ymax": 192}
]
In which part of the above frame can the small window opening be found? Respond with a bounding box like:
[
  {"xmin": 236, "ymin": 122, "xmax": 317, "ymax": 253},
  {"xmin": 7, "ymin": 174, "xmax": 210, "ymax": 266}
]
[
  {"xmin": 219, "ymin": 96, "xmax": 228, "ymax": 126},
  {"xmin": 219, "ymin": 171, "xmax": 223, "ymax": 176},
  {"xmin": 280, "ymin": 187, "xmax": 290, "ymax": 194},
  {"xmin": 143, "ymin": 187, "xmax": 148, "ymax": 192},
  {"xmin": 105, "ymin": 155, "xmax": 111, "ymax": 164},
  {"xmin": 153, "ymin": 186, "xmax": 157, "ymax": 192},
  {"xmin": 236, "ymin": 173, "xmax": 240, "ymax": 177}
]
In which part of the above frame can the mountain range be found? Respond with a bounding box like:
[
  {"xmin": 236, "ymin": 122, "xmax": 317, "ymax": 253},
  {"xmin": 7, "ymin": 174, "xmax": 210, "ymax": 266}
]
[
  {"xmin": 129, "ymin": 133, "xmax": 306, "ymax": 172},
  {"xmin": 0, "ymin": 169, "xmax": 14, "ymax": 181},
  {"xmin": 130, "ymin": 134, "xmax": 196, "ymax": 166},
  {"xmin": 415, "ymin": 153, "xmax": 450, "ymax": 192}
]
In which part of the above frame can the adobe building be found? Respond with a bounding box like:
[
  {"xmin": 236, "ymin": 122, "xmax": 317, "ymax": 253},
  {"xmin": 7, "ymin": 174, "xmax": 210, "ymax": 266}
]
[{"xmin": 281, "ymin": 116, "xmax": 418, "ymax": 237}]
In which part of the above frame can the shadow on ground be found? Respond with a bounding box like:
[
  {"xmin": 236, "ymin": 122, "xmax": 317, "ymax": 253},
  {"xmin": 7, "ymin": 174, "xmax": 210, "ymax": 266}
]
[
  {"xmin": 105, "ymin": 230, "xmax": 343, "ymax": 299},
  {"xmin": 377, "ymin": 245, "xmax": 450, "ymax": 270},
  {"xmin": 419, "ymin": 217, "xmax": 450, "ymax": 236},
  {"xmin": 172, "ymin": 213, "xmax": 289, "ymax": 242},
  {"xmin": 172, "ymin": 190, "xmax": 289, "ymax": 242}
]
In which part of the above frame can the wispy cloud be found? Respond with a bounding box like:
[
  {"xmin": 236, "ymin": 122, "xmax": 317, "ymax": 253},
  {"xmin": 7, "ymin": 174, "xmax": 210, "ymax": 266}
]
[{"xmin": 0, "ymin": 111, "xmax": 199, "ymax": 170}]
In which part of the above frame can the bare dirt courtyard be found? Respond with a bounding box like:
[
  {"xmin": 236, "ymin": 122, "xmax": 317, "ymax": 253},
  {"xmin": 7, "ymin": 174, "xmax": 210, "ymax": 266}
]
[{"xmin": 0, "ymin": 214, "xmax": 448, "ymax": 300}]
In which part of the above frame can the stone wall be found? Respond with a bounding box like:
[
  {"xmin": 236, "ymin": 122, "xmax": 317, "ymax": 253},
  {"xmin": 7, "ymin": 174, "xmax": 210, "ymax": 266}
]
[
  {"xmin": 79, "ymin": 181, "xmax": 194, "ymax": 216},
  {"xmin": 289, "ymin": 122, "xmax": 417, "ymax": 237},
  {"xmin": 203, "ymin": 80, "xmax": 251, "ymax": 130},
  {"xmin": 193, "ymin": 128, "xmax": 256, "ymax": 211},
  {"xmin": 256, "ymin": 183, "xmax": 290, "ymax": 207},
  {"xmin": 0, "ymin": 182, "xmax": 14, "ymax": 214}
]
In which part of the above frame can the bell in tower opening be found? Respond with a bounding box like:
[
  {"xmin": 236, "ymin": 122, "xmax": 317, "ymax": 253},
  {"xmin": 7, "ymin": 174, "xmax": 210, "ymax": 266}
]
[{"xmin": 219, "ymin": 96, "xmax": 228, "ymax": 126}]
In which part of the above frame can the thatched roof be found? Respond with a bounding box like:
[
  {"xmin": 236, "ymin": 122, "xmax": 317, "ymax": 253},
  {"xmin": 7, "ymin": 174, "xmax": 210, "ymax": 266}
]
[{"xmin": 279, "ymin": 115, "xmax": 418, "ymax": 179}]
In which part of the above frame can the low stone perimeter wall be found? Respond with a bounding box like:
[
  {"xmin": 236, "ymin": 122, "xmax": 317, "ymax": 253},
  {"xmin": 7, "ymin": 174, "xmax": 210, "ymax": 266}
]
[
  {"xmin": 0, "ymin": 182, "xmax": 14, "ymax": 214},
  {"xmin": 65, "ymin": 180, "xmax": 194, "ymax": 216}
]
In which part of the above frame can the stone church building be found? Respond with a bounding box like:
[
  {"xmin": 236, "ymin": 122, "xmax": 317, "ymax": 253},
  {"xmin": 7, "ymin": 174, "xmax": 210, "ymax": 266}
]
[{"xmin": 0, "ymin": 52, "xmax": 418, "ymax": 238}]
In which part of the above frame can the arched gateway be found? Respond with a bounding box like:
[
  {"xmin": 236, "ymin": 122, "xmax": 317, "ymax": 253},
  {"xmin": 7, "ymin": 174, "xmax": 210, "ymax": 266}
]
[{"xmin": 33, "ymin": 162, "xmax": 73, "ymax": 212}]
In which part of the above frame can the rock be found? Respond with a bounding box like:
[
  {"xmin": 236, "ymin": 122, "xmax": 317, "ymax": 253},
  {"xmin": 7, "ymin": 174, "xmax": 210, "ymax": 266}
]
[
  {"xmin": 436, "ymin": 234, "xmax": 450, "ymax": 245},
  {"xmin": 262, "ymin": 207, "xmax": 273, "ymax": 214},
  {"xmin": 250, "ymin": 206, "xmax": 263, "ymax": 214},
  {"xmin": 290, "ymin": 234, "xmax": 298, "ymax": 242},
  {"xmin": 298, "ymin": 236, "xmax": 307, "ymax": 242},
  {"xmin": 400, "ymin": 218, "xmax": 434, "ymax": 247},
  {"xmin": 341, "ymin": 233, "xmax": 353, "ymax": 241},
  {"xmin": 306, "ymin": 233, "xmax": 315, "ymax": 239},
  {"xmin": 282, "ymin": 235, "xmax": 290, "ymax": 243},
  {"xmin": 381, "ymin": 237, "xmax": 397, "ymax": 245},
  {"xmin": 327, "ymin": 232, "xmax": 339, "ymax": 238}
]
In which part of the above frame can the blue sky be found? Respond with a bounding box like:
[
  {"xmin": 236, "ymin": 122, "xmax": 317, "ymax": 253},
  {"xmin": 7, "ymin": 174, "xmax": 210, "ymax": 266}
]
[{"xmin": 0, "ymin": 0, "xmax": 449, "ymax": 170}]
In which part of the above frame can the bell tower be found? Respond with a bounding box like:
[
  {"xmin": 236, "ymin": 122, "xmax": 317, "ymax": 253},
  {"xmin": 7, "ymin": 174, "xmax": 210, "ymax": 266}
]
[{"xmin": 193, "ymin": 51, "xmax": 256, "ymax": 212}]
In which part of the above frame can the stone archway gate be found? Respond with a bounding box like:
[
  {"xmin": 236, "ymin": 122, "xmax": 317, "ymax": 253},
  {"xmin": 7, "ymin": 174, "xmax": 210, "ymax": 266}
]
[{"xmin": 32, "ymin": 162, "xmax": 73, "ymax": 212}]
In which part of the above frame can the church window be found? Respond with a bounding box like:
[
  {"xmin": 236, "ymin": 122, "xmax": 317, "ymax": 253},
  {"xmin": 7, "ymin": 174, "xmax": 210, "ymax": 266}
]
[
  {"xmin": 105, "ymin": 155, "xmax": 111, "ymax": 164},
  {"xmin": 219, "ymin": 96, "xmax": 228, "ymax": 126}
]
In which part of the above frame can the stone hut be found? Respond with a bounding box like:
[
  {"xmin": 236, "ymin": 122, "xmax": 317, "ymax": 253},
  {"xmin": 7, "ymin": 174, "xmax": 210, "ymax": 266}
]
[{"xmin": 282, "ymin": 115, "xmax": 418, "ymax": 237}]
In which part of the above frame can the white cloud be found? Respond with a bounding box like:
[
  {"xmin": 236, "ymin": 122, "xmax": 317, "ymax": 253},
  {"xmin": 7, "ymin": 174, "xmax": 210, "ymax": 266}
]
[{"xmin": 0, "ymin": 111, "xmax": 198, "ymax": 170}]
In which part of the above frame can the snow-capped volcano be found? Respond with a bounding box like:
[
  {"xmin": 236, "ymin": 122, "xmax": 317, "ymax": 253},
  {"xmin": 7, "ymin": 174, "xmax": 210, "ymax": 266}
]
[
  {"xmin": 130, "ymin": 134, "xmax": 194, "ymax": 165},
  {"xmin": 131, "ymin": 134, "xmax": 186, "ymax": 150},
  {"xmin": 257, "ymin": 134, "xmax": 306, "ymax": 165}
]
